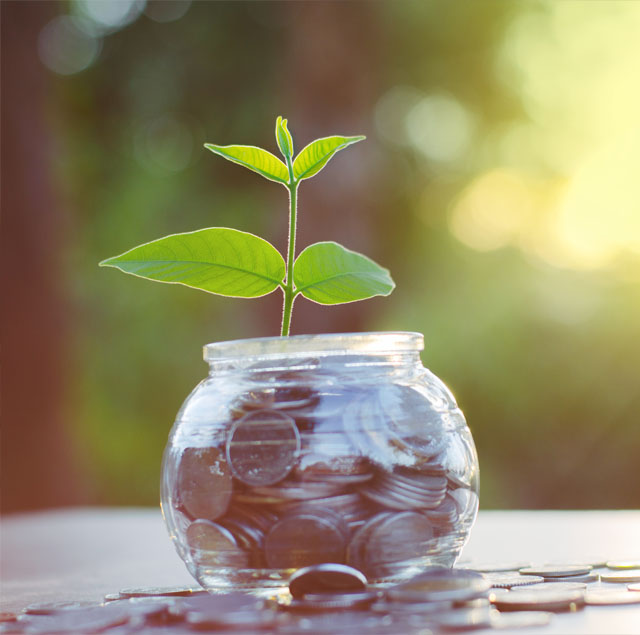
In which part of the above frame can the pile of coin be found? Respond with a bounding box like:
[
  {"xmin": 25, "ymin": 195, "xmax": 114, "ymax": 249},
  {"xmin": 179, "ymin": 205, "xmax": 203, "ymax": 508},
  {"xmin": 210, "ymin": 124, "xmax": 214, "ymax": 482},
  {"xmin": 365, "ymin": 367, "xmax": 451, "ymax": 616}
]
[
  {"xmin": 168, "ymin": 372, "xmax": 479, "ymax": 583},
  {"xmin": 6, "ymin": 558, "xmax": 640, "ymax": 634}
]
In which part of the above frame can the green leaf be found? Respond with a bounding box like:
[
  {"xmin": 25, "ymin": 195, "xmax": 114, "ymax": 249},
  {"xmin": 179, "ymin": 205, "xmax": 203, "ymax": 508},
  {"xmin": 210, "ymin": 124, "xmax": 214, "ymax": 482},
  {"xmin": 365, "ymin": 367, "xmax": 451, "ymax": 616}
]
[
  {"xmin": 293, "ymin": 135, "xmax": 365, "ymax": 181},
  {"xmin": 99, "ymin": 228, "xmax": 286, "ymax": 298},
  {"xmin": 293, "ymin": 241, "xmax": 395, "ymax": 305},
  {"xmin": 204, "ymin": 143, "xmax": 289, "ymax": 184},
  {"xmin": 275, "ymin": 116, "xmax": 294, "ymax": 160}
]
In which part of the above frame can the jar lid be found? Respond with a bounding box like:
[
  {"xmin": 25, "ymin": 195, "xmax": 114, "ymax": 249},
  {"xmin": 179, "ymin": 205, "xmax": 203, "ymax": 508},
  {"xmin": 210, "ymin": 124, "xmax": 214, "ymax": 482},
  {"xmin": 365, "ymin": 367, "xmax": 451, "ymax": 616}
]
[{"xmin": 204, "ymin": 332, "xmax": 424, "ymax": 362}]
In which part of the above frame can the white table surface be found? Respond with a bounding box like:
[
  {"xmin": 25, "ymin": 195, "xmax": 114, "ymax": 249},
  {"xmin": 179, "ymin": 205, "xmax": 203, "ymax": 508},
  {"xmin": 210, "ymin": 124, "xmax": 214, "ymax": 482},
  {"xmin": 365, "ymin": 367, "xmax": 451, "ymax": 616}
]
[{"xmin": 1, "ymin": 508, "xmax": 639, "ymax": 634}]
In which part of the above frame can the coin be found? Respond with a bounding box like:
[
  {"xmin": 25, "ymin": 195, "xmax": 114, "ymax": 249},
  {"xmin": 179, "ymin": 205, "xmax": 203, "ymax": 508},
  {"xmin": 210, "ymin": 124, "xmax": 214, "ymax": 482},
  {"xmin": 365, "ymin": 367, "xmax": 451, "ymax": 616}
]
[
  {"xmin": 427, "ymin": 606, "xmax": 493, "ymax": 630},
  {"xmin": 519, "ymin": 565, "xmax": 592, "ymax": 578},
  {"xmin": 387, "ymin": 568, "xmax": 491, "ymax": 603},
  {"xmin": 22, "ymin": 601, "xmax": 96, "ymax": 615},
  {"xmin": 484, "ymin": 573, "xmax": 544, "ymax": 588},
  {"xmin": 585, "ymin": 590, "xmax": 640, "ymax": 605},
  {"xmin": 365, "ymin": 512, "xmax": 435, "ymax": 574},
  {"xmin": 542, "ymin": 572, "xmax": 599, "ymax": 583},
  {"xmin": 600, "ymin": 570, "xmax": 640, "ymax": 583},
  {"xmin": 288, "ymin": 590, "xmax": 378, "ymax": 611},
  {"xmin": 374, "ymin": 385, "xmax": 448, "ymax": 460},
  {"xmin": 490, "ymin": 611, "xmax": 553, "ymax": 629},
  {"xmin": 491, "ymin": 588, "xmax": 585, "ymax": 612},
  {"xmin": 226, "ymin": 409, "xmax": 300, "ymax": 487},
  {"xmin": 15, "ymin": 604, "xmax": 133, "ymax": 633},
  {"xmin": 629, "ymin": 583, "xmax": 640, "ymax": 591},
  {"xmin": 461, "ymin": 562, "xmax": 531, "ymax": 573},
  {"xmin": 119, "ymin": 586, "xmax": 205, "ymax": 598},
  {"xmin": 0, "ymin": 615, "xmax": 16, "ymax": 624},
  {"xmin": 250, "ymin": 480, "xmax": 346, "ymax": 502},
  {"xmin": 289, "ymin": 563, "xmax": 368, "ymax": 598},
  {"xmin": 177, "ymin": 446, "xmax": 232, "ymax": 521},
  {"xmin": 606, "ymin": 560, "xmax": 640, "ymax": 570},
  {"xmin": 265, "ymin": 512, "xmax": 347, "ymax": 569},
  {"xmin": 510, "ymin": 581, "xmax": 587, "ymax": 592},
  {"xmin": 186, "ymin": 519, "xmax": 249, "ymax": 567}
]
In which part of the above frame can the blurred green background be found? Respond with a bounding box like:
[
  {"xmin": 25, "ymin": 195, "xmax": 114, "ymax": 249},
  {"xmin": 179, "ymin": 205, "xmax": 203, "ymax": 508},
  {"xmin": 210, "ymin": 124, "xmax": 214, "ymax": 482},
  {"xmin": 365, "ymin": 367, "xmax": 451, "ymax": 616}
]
[{"xmin": 2, "ymin": 0, "xmax": 639, "ymax": 512}]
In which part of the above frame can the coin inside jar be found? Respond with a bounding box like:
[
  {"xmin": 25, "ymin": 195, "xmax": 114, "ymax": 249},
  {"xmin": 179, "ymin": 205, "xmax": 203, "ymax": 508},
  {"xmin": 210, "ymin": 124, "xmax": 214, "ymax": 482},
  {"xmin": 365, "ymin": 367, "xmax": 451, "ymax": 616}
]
[
  {"xmin": 264, "ymin": 511, "xmax": 347, "ymax": 569},
  {"xmin": 186, "ymin": 519, "xmax": 249, "ymax": 567},
  {"xmin": 226, "ymin": 409, "xmax": 300, "ymax": 486},
  {"xmin": 177, "ymin": 446, "xmax": 233, "ymax": 521}
]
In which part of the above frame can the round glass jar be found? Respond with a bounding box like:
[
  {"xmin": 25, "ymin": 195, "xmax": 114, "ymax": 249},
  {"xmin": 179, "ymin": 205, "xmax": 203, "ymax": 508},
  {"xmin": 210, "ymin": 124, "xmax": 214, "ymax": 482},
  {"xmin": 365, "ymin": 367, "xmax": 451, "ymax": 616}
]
[{"xmin": 161, "ymin": 332, "xmax": 479, "ymax": 592}]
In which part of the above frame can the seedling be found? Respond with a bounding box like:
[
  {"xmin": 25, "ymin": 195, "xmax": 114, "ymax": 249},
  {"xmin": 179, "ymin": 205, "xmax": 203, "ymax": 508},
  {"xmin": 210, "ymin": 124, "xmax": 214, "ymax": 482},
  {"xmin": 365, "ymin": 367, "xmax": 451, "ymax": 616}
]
[{"xmin": 100, "ymin": 117, "xmax": 395, "ymax": 335}]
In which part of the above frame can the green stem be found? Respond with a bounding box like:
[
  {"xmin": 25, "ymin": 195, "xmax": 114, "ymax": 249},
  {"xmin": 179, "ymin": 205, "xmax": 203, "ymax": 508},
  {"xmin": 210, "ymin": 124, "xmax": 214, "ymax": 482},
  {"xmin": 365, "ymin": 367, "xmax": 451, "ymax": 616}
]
[{"xmin": 281, "ymin": 164, "xmax": 298, "ymax": 336}]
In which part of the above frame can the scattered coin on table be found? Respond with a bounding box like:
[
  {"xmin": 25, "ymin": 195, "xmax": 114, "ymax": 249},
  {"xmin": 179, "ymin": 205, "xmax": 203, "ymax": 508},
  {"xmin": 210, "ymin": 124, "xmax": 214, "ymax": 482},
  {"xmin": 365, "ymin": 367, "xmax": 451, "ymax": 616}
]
[
  {"xmin": 386, "ymin": 567, "xmax": 491, "ymax": 604},
  {"xmin": 491, "ymin": 588, "xmax": 586, "ymax": 612},
  {"xmin": 510, "ymin": 581, "xmax": 588, "ymax": 592},
  {"xmin": 606, "ymin": 560, "xmax": 640, "ymax": 570},
  {"xmin": 118, "ymin": 586, "xmax": 206, "ymax": 598},
  {"xmin": 483, "ymin": 572, "xmax": 544, "ymax": 588},
  {"xmin": 600, "ymin": 570, "xmax": 640, "ymax": 583},
  {"xmin": 584, "ymin": 590, "xmax": 640, "ymax": 605},
  {"xmin": 490, "ymin": 610, "xmax": 554, "ymax": 629},
  {"xmin": 519, "ymin": 565, "xmax": 592, "ymax": 578},
  {"xmin": 461, "ymin": 561, "xmax": 532, "ymax": 573},
  {"xmin": 628, "ymin": 583, "xmax": 640, "ymax": 591},
  {"xmin": 288, "ymin": 563, "xmax": 367, "ymax": 598}
]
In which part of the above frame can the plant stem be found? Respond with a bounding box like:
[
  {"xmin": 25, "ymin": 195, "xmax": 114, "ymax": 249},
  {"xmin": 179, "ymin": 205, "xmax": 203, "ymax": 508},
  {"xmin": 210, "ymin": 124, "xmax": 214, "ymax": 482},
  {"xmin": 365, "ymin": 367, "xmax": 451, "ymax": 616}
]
[{"xmin": 281, "ymin": 168, "xmax": 298, "ymax": 336}]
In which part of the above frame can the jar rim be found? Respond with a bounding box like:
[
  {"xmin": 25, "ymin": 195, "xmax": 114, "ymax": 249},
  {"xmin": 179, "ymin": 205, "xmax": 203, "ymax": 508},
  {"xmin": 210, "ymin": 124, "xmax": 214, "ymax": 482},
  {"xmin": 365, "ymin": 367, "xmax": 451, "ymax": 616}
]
[{"xmin": 203, "ymin": 331, "xmax": 424, "ymax": 361}]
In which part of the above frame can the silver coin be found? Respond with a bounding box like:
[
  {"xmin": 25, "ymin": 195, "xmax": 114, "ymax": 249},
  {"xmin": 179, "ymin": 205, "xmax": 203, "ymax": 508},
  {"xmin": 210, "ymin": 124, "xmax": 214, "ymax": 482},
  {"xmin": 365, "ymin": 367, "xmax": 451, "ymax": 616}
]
[
  {"xmin": 186, "ymin": 605, "xmax": 276, "ymax": 629},
  {"xmin": 519, "ymin": 565, "xmax": 592, "ymax": 578},
  {"xmin": 585, "ymin": 590, "xmax": 640, "ymax": 605},
  {"xmin": 365, "ymin": 512, "xmax": 435, "ymax": 573},
  {"xmin": 265, "ymin": 513, "xmax": 347, "ymax": 569},
  {"xmin": 449, "ymin": 487, "xmax": 479, "ymax": 517},
  {"xmin": 490, "ymin": 611, "xmax": 553, "ymax": 629},
  {"xmin": 427, "ymin": 606, "xmax": 494, "ymax": 630},
  {"xmin": 387, "ymin": 568, "xmax": 491, "ymax": 603},
  {"xmin": 278, "ymin": 610, "xmax": 394, "ymax": 634},
  {"xmin": 288, "ymin": 590, "xmax": 378, "ymax": 611},
  {"xmin": 172, "ymin": 591, "xmax": 264, "ymax": 617},
  {"xmin": 119, "ymin": 586, "xmax": 205, "ymax": 598},
  {"xmin": 484, "ymin": 573, "xmax": 544, "ymax": 588},
  {"xmin": 376, "ymin": 384, "xmax": 447, "ymax": 459},
  {"xmin": 491, "ymin": 589, "xmax": 585, "ymax": 612},
  {"xmin": 347, "ymin": 512, "xmax": 392, "ymax": 573},
  {"xmin": 283, "ymin": 505, "xmax": 350, "ymax": 541},
  {"xmin": 226, "ymin": 409, "xmax": 300, "ymax": 487},
  {"xmin": 511, "ymin": 581, "xmax": 587, "ymax": 592},
  {"xmin": 424, "ymin": 495, "xmax": 459, "ymax": 526},
  {"xmin": 460, "ymin": 561, "xmax": 531, "ymax": 573},
  {"xmin": 22, "ymin": 601, "xmax": 97, "ymax": 615},
  {"xmin": 542, "ymin": 572, "xmax": 599, "ymax": 583},
  {"xmin": 103, "ymin": 593, "xmax": 123, "ymax": 602},
  {"xmin": 606, "ymin": 559, "xmax": 640, "ymax": 570},
  {"xmin": 186, "ymin": 519, "xmax": 249, "ymax": 567},
  {"xmin": 289, "ymin": 563, "xmax": 368, "ymax": 598},
  {"xmin": 251, "ymin": 480, "xmax": 346, "ymax": 501},
  {"xmin": 177, "ymin": 446, "xmax": 233, "ymax": 521},
  {"xmin": 16, "ymin": 604, "xmax": 133, "ymax": 633},
  {"xmin": 600, "ymin": 570, "xmax": 640, "ymax": 583}
]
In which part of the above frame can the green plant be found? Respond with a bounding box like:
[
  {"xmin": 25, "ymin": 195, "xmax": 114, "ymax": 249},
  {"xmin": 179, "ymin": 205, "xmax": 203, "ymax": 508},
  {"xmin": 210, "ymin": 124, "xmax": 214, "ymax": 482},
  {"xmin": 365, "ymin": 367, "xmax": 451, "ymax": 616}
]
[{"xmin": 100, "ymin": 117, "xmax": 395, "ymax": 335}]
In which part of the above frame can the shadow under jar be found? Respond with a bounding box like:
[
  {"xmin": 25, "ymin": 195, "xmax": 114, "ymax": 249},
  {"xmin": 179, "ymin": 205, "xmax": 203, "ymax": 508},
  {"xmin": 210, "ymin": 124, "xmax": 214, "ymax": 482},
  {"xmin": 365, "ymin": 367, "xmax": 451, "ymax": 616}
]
[{"xmin": 161, "ymin": 332, "xmax": 479, "ymax": 593}]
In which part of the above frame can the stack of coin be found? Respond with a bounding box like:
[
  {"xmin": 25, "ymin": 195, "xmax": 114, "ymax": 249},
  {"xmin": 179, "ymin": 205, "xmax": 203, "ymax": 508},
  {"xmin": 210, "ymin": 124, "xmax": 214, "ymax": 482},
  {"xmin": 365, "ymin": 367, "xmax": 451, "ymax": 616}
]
[{"xmin": 171, "ymin": 375, "xmax": 478, "ymax": 583}]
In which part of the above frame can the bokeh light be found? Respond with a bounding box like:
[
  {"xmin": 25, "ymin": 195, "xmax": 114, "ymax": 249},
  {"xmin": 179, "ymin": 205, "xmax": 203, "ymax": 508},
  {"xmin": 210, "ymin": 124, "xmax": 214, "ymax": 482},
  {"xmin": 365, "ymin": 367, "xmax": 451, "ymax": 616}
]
[{"xmin": 38, "ymin": 15, "xmax": 101, "ymax": 76}]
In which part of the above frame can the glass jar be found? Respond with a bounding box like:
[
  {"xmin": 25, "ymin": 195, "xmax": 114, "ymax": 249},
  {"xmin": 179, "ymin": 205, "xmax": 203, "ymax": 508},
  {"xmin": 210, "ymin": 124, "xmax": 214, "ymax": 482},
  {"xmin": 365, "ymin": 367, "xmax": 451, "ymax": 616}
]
[{"xmin": 161, "ymin": 332, "xmax": 479, "ymax": 592}]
